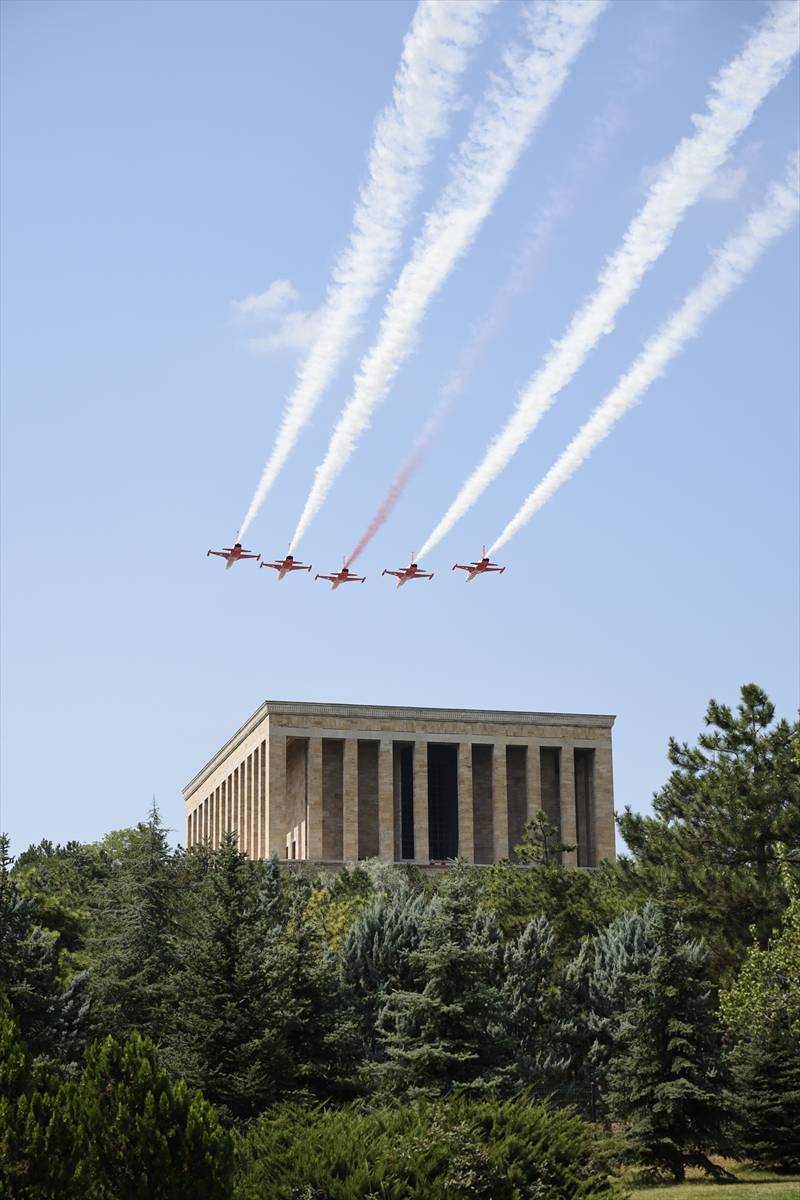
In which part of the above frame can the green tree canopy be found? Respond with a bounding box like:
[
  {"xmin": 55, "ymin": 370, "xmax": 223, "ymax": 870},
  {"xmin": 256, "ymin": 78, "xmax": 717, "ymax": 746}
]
[
  {"xmin": 605, "ymin": 909, "xmax": 728, "ymax": 1182},
  {"xmin": 616, "ymin": 684, "xmax": 800, "ymax": 975},
  {"xmin": 722, "ymin": 852, "xmax": 800, "ymax": 1171},
  {"xmin": 89, "ymin": 803, "xmax": 179, "ymax": 1043},
  {"xmin": 373, "ymin": 866, "xmax": 509, "ymax": 1097},
  {"xmin": 165, "ymin": 834, "xmax": 294, "ymax": 1118}
]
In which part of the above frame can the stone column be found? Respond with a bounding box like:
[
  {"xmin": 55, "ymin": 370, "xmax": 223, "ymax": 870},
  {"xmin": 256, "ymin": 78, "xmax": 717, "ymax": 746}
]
[
  {"xmin": 492, "ymin": 742, "xmax": 509, "ymax": 862},
  {"xmin": 378, "ymin": 739, "xmax": 394, "ymax": 862},
  {"xmin": 457, "ymin": 742, "xmax": 475, "ymax": 862},
  {"xmin": 237, "ymin": 767, "xmax": 244, "ymax": 850},
  {"xmin": 342, "ymin": 738, "xmax": 359, "ymax": 861},
  {"xmin": 306, "ymin": 738, "xmax": 323, "ymax": 860},
  {"xmin": 413, "ymin": 740, "xmax": 429, "ymax": 864},
  {"xmin": 215, "ymin": 787, "xmax": 221, "ymax": 848},
  {"xmin": 560, "ymin": 746, "xmax": 578, "ymax": 866},
  {"xmin": 593, "ymin": 741, "xmax": 616, "ymax": 863},
  {"xmin": 260, "ymin": 739, "xmax": 268, "ymax": 864},
  {"xmin": 268, "ymin": 734, "xmax": 287, "ymax": 858},
  {"xmin": 244, "ymin": 763, "xmax": 250, "ymax": 859},
  {"xmin": 252, "ymin": 750, "xmax": 260, "ymax": 857},
  {"xmin": 526, "ymin": 743, "xmax": 542, "ymax": 825},
  {"xmin": 248, "ymin": 755, "xmax": 256, "ymax": 858},
  {"xmin": 252, "ymin": 748, "xmax": 260, "ymax": 860}
]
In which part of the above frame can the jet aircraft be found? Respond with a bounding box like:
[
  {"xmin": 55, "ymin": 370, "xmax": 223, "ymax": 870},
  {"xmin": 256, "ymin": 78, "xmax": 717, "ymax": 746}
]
[
  {"xmin": 315, "ymin": 564, "xmax": 366, "ymax": 590},
  {"xmin": 452, "ymin": 547, "xmax": 505, "ymax": 582},
  {"xmin": 382, "ymin": 557, "xmax": 434, "ymax": 587},
  {"xmin": 260, "ymin": 554, "xmax": 312, "ymax": 581},
  {"xmin": 207, "ymin": 543, "xmax": 261, "ymax": 569}
]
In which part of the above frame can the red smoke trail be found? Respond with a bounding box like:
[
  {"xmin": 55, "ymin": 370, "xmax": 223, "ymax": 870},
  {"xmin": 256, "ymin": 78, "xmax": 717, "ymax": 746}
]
[
  {"xmin": 343, "ymin": 241, "xmax": 539, "ymax": 569},
  {"xmin": 343, "ymin": 254, "xmax": 535, "ymax": 568},
  {"xmin": 345, "ymin": 414, "xmax": 439, "ymax": 569},
  {"xmin": 343, "ymin": 182, "xmax": 573, "ymax": 569}
]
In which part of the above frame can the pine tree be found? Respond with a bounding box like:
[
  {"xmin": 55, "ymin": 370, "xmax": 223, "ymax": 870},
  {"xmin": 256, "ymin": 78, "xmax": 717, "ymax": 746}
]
[
  {"xmin": 502, "ymin": 914, "xmax": 557, "ymax": 1082},
  {"xmin": 605, "ymin": 909, "xmax": 728, "ymax": 1181},
  {"xmin": 723, "ymin": 851, "xmax": 800, "ymax": 1169},
  {"xmin": 89, "ymin": 803, "xmax": 178, "ymax": 1042},
  {"xmin": 340, "ymin": 884, "xmax": 427, "ymax": 1054},
  {"xmin": 165, "ymin": 835, "xmax": 293, "ymax": 1118},
  {"xmin": 584, "ymin": 905, "xmax": 661, "ymax": 1087},
  {"xmin": 373, "ymin": 866, "xmax": 509, "ymax": 1096},
  {"xmin": 616, "ymin": 685, "xmax": 800, "ymax": 975},
  {"xmin": 271, "ymin": 861, "xmax": 361, "ymax": 1101},
  {"xmin": 729, "ymin": 1013, "xmax": 800, "ymax": 1171},
  {"xmin": 536, "ymin": 906, "xmax": 660, "ymax": 1104},
  {"xmin": 0, "ymin": 834, "xmax": 86, "ymax": 1061}
]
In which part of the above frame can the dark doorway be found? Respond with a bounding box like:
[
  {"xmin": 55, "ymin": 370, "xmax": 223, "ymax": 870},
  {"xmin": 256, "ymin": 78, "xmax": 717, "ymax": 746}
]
[
  {"xmin": 427, "ymin": 743, "xmax": 458, "ymax": 860},
  {"xmin": 397, "ymin": 744, "xmax": 414, "ymax": 861},
  {"xmin": 539, "ymin": 747, "xmax": 562, "ymax": 848},
  {"xmin": 574, "ymin": 748, "xmax": 595, "ymax": 867}
]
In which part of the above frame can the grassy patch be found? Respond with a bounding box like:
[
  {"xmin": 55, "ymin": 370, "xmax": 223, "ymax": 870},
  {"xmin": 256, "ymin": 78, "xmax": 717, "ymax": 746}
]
[{"xmin": 629, "ymin": 1162, "xmax": 800, "ymax": 1200}]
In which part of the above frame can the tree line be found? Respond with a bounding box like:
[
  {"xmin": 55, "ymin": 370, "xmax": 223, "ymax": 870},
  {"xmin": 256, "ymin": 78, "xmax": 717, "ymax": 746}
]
[{"xmin": 1, "ymin": 683, "xmax": 798, "ymax": 1198}]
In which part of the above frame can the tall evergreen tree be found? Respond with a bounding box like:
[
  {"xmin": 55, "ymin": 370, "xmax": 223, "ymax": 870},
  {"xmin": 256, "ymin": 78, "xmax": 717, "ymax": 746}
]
[
  {"xmin": 616, "ymin": 685, "xmax": 800, "ymax": 975},
  {"xmin": 373, "ymin": 866, "xmax": 509, "ymax": 1097},
  {"xmin": 728, "ymin": 1013, "xmax": 800, "ymax": 1171},
  {"xmin": 584, "ymin": 905, "xmax": 661, "ymax": 1087},
  {"xmin": 89, "ymin": 803, "xmax": 178, "ymax": 1042},
  {"xmin": 530, "ymin": 906, "xmax": 660, "ymax": 1100},
  {"xmin": 340, "ymin": 884, "xmax": 427, "ymax": 1054},
  {"xmin": 262, "ymin": 858, "xmax": 361, "ymax": 1100},
  {"xmin": 0, "ymin": 835, "xmax": 87, "ymax": 1061},
  {"xmin": 502, "ymin": 914, "xmax": 557, "ymax": 1082},
  {"xmin": 165, "ymin": 835, "xmax": 293, "ymax": 1118},
  {"xmin": 605, "ymin": 909, "xmax": 728, "ymax": 1181},
  {"xmin": 723, "ymin": 852, "xmax": 800, "ymax": 1169}
]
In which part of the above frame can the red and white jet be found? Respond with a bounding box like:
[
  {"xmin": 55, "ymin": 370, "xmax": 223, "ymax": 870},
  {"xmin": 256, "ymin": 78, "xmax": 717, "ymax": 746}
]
[
  {"xmin": 315, "ymin": 564, "xmax": 366, "ymax": 590},
  {"xmin": 452, "ymin": 547, "xmax": 505, "ymax": 582},
  {"xmin": 260, "ymin": 554, "xmax": 312, "ymax": 581},
  {"xmin": 382, "ymin": 556, "xmax": 434, "ymax": 587},
  {"xmin": 207, "ymin": 542, "xmax": 261, "ymax": 570}
]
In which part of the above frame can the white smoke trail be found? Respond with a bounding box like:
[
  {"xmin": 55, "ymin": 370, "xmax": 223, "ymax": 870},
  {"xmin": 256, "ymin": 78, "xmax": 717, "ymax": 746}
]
[
  {"xmin": 289, "ymin": 0, "xmax": 607, "ymax": 551},
  {"xmin": 490, "ymin": 154, "xmax": 799, "ymax": 553},
  {"xmin": 417, "ymin": 1, "xmax": 799, "ymax": 559},
  {"xmin": 236, "ymin": 0, "xmax": 496, "ymax": 542}
]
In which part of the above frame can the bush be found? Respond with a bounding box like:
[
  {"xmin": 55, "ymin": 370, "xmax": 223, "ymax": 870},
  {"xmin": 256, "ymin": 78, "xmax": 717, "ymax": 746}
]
[{"xmin": 234, "ymin": 1092, "xmax": 620, "ymax": 1200}]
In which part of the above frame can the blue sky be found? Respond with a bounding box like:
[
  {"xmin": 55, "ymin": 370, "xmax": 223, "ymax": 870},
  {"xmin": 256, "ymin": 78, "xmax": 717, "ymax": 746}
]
[{"xmin": 2, "ymin": 0, "xmax": 798, "ymax": 853}]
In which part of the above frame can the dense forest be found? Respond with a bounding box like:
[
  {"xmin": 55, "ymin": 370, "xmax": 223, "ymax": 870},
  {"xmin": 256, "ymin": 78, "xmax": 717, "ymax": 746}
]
[{"xmin": 2, "ymin": 684, "xmax": 799, "ymax": 1199}]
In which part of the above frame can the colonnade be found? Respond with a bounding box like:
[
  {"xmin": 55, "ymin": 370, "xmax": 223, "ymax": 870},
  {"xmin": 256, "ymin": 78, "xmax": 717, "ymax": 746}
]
[{"xmin": 186, "ymin": 731, "xmax": 612, "ymax": 867}]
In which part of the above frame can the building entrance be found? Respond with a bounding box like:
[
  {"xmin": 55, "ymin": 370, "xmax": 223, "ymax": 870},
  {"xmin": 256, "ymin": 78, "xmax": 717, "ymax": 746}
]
[{"xmin": 427, "ymin": 743, "xmax": 458, "ymax": 860}]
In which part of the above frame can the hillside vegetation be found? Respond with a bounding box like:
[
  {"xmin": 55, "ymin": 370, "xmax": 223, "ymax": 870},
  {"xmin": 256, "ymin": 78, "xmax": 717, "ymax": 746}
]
[{"xmin": 2, "ymin": 684, "xmax": 798, "ymax": 1198}]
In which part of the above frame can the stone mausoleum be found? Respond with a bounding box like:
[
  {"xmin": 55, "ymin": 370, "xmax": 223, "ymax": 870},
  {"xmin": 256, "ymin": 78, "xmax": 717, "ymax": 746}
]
[{"xmin": 183, "ymin": 700, "xmax": 616, "ymax": 867}]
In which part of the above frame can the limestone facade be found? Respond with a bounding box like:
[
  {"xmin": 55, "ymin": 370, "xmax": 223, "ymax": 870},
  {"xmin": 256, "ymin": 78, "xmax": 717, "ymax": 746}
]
[{"xmin": 182, "ymin": 701, "xmax": 616, "ymax": 866}]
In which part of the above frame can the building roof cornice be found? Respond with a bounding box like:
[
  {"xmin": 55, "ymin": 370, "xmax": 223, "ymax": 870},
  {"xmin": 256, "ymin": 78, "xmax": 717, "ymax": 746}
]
[{"xmin": 183, "ymin": 699, "xmax": 616, "ymax": 797}]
